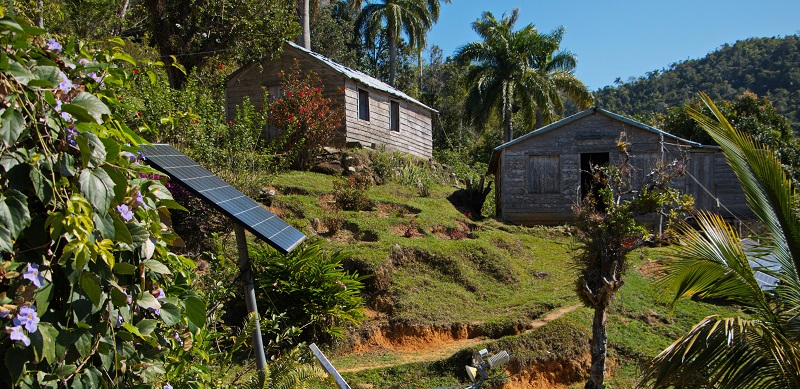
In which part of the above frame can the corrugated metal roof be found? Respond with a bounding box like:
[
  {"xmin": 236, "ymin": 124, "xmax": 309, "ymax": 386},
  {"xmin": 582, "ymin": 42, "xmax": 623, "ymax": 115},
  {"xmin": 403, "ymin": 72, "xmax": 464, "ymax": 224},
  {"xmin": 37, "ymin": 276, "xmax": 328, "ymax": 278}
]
[
  {"xmin": 285, "ymin": 41, "xmax": 437, "ymax": 113},
  {"xmin": 488, "ymin": 107, "xmax": 715, "ymax": 174}
]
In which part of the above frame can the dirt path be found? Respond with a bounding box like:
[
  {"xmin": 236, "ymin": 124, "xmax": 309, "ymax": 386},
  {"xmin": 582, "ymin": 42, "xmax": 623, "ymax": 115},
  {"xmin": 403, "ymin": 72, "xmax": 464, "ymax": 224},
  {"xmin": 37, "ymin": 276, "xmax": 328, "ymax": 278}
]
[{"xmin": 337, "ymin": 304, "xmax": 582, "ymax": 373}]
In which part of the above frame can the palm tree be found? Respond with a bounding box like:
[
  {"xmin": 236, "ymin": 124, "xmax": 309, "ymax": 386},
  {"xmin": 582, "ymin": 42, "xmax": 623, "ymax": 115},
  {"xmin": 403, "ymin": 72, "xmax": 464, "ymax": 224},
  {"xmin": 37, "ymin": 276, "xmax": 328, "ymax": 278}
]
[
  {"xmin": 642, "ymin": 93, "xmax": 800, "ymax": 388},
  {"xmin": 453, "ymin": 9, "xmax": 592, "ymax": 142},
  {"xmin": 354, "ymin": 0, "xmax": 432, "ymax": 86}
]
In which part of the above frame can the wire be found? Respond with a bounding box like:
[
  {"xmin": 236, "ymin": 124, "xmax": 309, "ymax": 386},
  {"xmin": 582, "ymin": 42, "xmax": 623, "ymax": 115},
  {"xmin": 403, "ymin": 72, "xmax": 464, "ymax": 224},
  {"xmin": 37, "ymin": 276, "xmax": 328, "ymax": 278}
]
[{"xmin": 683, "ymin": 169, "xmax": 756, "ymax": 235}]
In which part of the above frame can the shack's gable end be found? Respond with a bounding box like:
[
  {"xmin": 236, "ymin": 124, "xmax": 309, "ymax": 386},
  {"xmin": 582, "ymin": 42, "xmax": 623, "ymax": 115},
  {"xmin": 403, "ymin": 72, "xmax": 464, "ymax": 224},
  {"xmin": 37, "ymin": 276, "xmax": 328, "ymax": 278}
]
[
  {"xmin": 494, "ymin": 111, "xmax": 748, "ymax": 225},
  {"xmin": 343, "ymin": 81, "xmax": 432, "ymax": 159}
]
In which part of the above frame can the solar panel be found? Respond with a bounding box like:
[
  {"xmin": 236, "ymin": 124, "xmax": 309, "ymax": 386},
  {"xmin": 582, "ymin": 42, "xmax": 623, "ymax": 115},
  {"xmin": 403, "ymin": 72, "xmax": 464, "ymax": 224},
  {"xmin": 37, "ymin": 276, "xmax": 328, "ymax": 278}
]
[{"xmin": 141, "ymin": 144, "xmax": 306, "ymax": 254}]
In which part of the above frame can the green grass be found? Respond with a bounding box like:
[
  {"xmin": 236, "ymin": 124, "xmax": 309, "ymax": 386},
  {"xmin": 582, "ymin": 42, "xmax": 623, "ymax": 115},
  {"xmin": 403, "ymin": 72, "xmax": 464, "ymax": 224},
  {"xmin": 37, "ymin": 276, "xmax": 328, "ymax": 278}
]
[{"xmin": 247, "ymin": 168, "xmax": 747, "ymax": 387}]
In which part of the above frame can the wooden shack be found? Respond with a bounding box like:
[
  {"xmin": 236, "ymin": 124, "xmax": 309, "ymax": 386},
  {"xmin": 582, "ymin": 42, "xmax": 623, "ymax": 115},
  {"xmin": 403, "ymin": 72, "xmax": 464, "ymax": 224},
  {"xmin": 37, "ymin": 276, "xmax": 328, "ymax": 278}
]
[
  {"xmin": 225, "ymin": 41, "xmax": 435, "ymax": 159},
  {"xmin": 488, "ymin": 108, "xmax": 750, "ymax": 225}
]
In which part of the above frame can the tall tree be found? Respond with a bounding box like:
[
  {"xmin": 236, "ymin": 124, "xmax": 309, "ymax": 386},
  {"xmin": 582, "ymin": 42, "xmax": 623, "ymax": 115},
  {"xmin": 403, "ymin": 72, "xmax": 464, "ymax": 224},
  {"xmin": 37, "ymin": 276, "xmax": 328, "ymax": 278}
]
[
  {"xmin": 573, "ymin": 137, "xmax": 692, "ymax": 389},
  {"xmin": 143, "ymin": 0, "xmax": 299, "ymax": 89},
  {"xmin": 353, "ymin": 0, "xmax": 432, "ymax": 86},
  {"xmin": 642, "ymin": 93, "xmax": 800, "ymax": 388},
  {"xmin": 453, "ymin": 9, "xmax": 592, "ymax": 142}
]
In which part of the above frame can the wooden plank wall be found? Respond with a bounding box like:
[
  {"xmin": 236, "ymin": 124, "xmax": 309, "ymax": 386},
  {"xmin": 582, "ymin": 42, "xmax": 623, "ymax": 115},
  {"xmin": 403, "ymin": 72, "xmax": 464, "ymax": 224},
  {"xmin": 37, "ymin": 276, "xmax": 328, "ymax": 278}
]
[
  {"xmin": 497, "ymin": 113, "xmax": 749, "ymax": 225},
  {"xmin": 225, "ymin": 45, "xmax": 433, "ymax": 159},
  {"xmin": 342, "ymin": 80, "xmax": 432, "ymax": 159}
]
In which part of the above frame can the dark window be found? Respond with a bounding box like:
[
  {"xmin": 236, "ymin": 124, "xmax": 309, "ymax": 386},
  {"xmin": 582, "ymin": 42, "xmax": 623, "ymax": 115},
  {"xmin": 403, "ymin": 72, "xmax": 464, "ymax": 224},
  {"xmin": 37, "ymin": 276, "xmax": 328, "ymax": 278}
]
[
  {"xmin": 528, "ymin": 155, "xmax": 560, "ymax": 194},
  {"xmin": 390, "ymin": 101, "xmax": 400, "ymax": 131},
  {"xmin": 358, "ymin": 89, "xmax": 370, "ymax": 121}
]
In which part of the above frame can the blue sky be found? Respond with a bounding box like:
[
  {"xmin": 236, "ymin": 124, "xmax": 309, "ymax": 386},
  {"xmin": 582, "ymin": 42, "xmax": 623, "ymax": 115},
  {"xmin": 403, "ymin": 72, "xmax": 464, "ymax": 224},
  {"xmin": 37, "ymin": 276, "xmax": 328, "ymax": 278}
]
[{"xmin": 426, "ymin": 0, "xmax": 800, "ymax": 90}]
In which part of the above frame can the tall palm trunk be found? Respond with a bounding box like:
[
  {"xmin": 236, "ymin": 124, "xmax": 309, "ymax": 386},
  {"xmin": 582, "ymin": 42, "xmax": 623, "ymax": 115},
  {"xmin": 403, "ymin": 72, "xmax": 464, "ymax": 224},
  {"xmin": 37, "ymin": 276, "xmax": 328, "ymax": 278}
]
[
  {"xmin": 586, "ymin": 305, "xmax": 607, "ymax": 389},
  {"xmin": 298, "ymin": 0, "xmax": 311, "ymax": 49},
  {"xmin": 502, "ymin": 83, "xmax": 513, "ymax": 142},
  {"xmin": 388, "ymin": 30, "xmax": 397, "ymax": 86}
]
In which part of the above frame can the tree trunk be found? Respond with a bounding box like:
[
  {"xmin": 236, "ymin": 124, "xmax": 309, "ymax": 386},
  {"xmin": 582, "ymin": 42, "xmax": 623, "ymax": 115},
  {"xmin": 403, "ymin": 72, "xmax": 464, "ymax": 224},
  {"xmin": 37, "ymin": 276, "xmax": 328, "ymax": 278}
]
[
  {"xmin": 389, "ymin": 31, "xmax": 397, "ymax": 87},
  {"xmin": 502, "ymin": 84, "xmax": 513, "ymax": 142},
  {"xmin": 298, "ymin": 0, "xmax": 311, "ymax": 49},
  {"xmin": 585, "ymin": 304, "xmax": 608, "ymax": 389},
  {"xmin": 36, "ymin": 0, "xmax": 43, "ymax": 28}
]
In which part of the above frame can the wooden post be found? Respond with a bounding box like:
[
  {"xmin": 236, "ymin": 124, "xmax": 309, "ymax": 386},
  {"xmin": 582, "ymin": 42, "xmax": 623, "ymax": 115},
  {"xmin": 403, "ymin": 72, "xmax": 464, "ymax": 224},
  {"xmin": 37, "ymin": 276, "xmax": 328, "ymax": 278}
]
[{"xmin": 234, "ymin": 224, "xmax": 267, "ymax": 371}]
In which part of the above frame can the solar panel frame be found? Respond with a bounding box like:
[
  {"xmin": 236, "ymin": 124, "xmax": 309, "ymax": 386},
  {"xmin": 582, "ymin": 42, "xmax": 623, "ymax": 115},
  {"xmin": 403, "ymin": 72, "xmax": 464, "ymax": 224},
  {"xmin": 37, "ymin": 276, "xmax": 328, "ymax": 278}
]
[{"xmin": 141, "ymin": 144, "xmax": 306, "ymax": 254}]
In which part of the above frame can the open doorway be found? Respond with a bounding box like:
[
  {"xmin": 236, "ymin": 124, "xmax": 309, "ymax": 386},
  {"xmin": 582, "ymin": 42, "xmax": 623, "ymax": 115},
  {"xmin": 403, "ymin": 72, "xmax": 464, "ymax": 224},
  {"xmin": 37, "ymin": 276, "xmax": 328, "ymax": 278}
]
[{"xmin": 580, "ymin": 152, "xmax": 610, "ymax": 201}]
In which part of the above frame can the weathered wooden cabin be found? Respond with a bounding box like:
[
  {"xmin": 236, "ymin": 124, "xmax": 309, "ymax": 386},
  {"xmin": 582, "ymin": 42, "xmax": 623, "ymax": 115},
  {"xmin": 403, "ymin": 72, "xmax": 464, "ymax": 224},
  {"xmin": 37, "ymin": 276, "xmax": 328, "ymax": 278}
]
[
  {"xmin": 225, "ymin": 41, "xmax": 435, "ymax": 159},
  {"xmin": 488, "ymin": 108, "xmax": 749, "ymax": 225}
]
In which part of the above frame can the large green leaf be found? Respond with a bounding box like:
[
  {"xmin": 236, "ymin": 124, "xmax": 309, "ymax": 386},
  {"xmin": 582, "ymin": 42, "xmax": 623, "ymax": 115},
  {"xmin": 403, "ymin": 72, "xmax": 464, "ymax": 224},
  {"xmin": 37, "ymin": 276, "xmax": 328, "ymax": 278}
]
[
  {"xmin": 143, "ymin": 259, "xmax": 171, "ymax": 275},
  {"xmin": 136, "ymin": 319, "xmax": 158, "ymax": 337},
  {"xmin": 79, "ymin": 168, "xmax": 114, "ymax": 212},
  {"xmin": 70, "ymin": 92, "xmax": 111, "ymax": 124},
  {"xmin": 101, "ymin": 164, "xmax": 127, "ymax": 203},
  {"xmin": 1, "ymin": 108, "xmax": 25, "ymax": 146},
  {"xmin": 31, "ymin": 322, "xmax": 58, "ymax": 364},
  {"xmin": 159, "ymin": 302, "xmax": 181, "ymax": 326},
  {"xmin": 76, "ymin": 131, "xmax": 106, "ymax": 167},
  {"xmin": 79, "ymin": 271, "xmax": 101, "ymax": 307},
  {"xmin": 183, "ymin": 293, "xmax": 206, "ymax": 328},
  {"xmin": 7, "ymin": 59, "xmax": 33, "ymax": 84},
  {"xmin": 30, "ymin": 65, "xmax": 61, "ymax": 87},
  {"xmin": 136, "ymin": 292, "xmax": 161, "ymax": 311},
  {"xmin": 0, "ymin": 189, "xmax": 30, "ymax": 252}
]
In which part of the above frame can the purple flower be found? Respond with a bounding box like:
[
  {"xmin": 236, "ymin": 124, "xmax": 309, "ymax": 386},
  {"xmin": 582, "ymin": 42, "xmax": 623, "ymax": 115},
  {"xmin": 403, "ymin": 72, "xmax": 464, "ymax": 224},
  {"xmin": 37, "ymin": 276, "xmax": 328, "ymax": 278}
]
[
  {"xmin": 121, "ymin": 151, "xmax": 137, "ymax": 162},
  {"xmin": 117, "ymin": 204, "xmax": 134, "ymax": 221},
  {"xmin": 60, "ymin": 111, "xmax": 73, "ymax": 122},
  {"xmin": 46, "ymin": 38, "xmax": 62, "ymax": 52},
  {"xmin": 54, "ymin": 99, "xmax": 62, "ymax": 112},
  {"xmin": 125, "ymin": 292, "xmax": 133, "ymax": 305},
  {"xmin": 22, "ymin": 263, "xmax": 45, "ymax": 288},
  {"xmin": 155, "ymin": 288, "xmax": 165, "ymax": 299},
  {"xmin": 164, "ymin": 383, "xmax": 173, "ymax": 389},
  {"xmin": 58, "ymin": 73, "xmax": 74, "ymax": 93},
  {"xmin": 79, "ymin": 58, "xmax": 90, "ymax": 66},
  {"xmin": 88, "ymin": 72, "xmax": 103, "ymax": 84},
  {"xmin": 13, "ymin": 305, "xmax": 39, "ymax": 333},
  {"xmin": 135, "ymin": 191, "xmax": 146, "ymax": 208},
  {"xmin": 116, "ymin": 314, "xmax": 123, "ymax": 328},
  {"xmin": 66, "ymin": 125, "xmax": 78, "ymax": 146},
  {"xmin": 8, "ymin": 326, "xmax": 30, "ymax": 346},
  {"xmin": 0, "ymin": 308, "xmax": 8, "ymax": 318}
]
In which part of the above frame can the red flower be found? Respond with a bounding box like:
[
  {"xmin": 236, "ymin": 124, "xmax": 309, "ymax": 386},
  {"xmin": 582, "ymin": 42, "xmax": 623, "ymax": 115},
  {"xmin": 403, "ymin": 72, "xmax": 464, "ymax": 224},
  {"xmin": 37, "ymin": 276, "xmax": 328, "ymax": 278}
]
[
  {"xmin": 137, "ymin": 111, "xmax": 142, "ymax": 117},
  {"xmin": 289, "ymin": 116, "xmax": 294, "ymax": 122},
  {"xmin": 133, "ymin": 69, "xmax": 139, "ymax": 75},
  {"xmin": 277, "ymin": 99, "xmax": 283, "ymax": 104},
  {"xmin": 194, "ymin": 119, "xmax": 199, "ymax": 124},
  {"xmin": 287, "ymin": 92, "xmax": 292, "ymax": 97},
  {"xmin": 300, "ymin": 107, "xmax": 306, "ymax": 113},
  {"xmin": 314, "ymin": 87, "xmax": 320, "ymax": 92},
  {"xmin": 228, "ymin": 120, "xmax": 233, "ymax": 126},
  {"xmin": 118, "ymin": 96, "xmax": 123, "ymax": 101},
  {"xmin": 218, "ymin": 64, "xmax": 224, "ymax": 69}
]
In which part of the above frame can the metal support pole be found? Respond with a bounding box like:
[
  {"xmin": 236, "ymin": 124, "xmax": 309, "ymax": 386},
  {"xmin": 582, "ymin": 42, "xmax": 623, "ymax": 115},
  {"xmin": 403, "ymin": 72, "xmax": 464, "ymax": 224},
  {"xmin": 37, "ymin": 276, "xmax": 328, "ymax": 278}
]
[{"xmin": 234, "ymin": 223, "xmax": 267, "ymax": 371}]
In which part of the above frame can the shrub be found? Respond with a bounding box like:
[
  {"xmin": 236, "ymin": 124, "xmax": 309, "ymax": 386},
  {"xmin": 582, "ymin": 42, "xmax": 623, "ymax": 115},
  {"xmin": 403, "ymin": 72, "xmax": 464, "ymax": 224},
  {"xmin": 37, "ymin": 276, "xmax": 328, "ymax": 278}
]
[
  {"xmin": 0, "ymin": 20, "xmax": 205, "ymax": 387},
  {"xmin": 250, "ymin": 240, "xmax": 366, "ymax": 342},
  {"xmin": 333, "ymin": 175, "xmax": 372, "ymax": 211},
  {"xmin": 266, "ymin": 60, "xmax": 344, "ymax": 169}
]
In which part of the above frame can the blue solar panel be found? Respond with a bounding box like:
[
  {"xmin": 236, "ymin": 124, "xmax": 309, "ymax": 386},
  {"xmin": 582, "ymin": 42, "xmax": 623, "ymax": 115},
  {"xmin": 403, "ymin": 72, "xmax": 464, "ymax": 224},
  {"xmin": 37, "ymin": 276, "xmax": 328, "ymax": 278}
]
[{"xmin": 141, "ymin": 144, "xmax": 306, "ymax": 254}]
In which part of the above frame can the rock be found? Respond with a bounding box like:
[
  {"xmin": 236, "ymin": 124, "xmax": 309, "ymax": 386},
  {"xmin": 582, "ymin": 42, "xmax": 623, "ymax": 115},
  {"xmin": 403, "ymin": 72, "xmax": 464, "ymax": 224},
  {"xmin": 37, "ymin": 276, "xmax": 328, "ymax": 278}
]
[
  {"xmin": 311, "ymin": 161, "xmax": 344, "ymax": 175},
  {"xmin": 310, "ymin": 218, "xmax": 323, "ymax": 233}
]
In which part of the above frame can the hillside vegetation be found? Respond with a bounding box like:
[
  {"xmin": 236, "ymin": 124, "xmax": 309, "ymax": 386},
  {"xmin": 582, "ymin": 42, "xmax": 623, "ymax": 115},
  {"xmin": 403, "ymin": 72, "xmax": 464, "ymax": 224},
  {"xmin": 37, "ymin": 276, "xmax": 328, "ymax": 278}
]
[
  {"xmin": 594, "ymin": 35, "xmax": 800, "ymax": 130},
  {"xmin": 249, "ymin": 154, "xmax": 744, "ymax": 388}
]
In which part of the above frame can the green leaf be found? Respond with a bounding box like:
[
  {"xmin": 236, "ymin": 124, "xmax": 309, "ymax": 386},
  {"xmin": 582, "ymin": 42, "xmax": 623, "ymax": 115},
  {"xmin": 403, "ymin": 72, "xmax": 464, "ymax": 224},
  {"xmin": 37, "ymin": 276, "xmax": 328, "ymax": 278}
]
[
  {"xmin": 70, "ymin": 92, "xmax": 111, "ymax": 124},
  {"xmin": 4, "ymin": 345, "xmax": 26, "ymax": 384},
  {"xmin": 127, "ymin": 221, "xmax": 149, "ymax": 246},
  {"xmin": 1, "ymin": 108, "xmax": 26, "ymax": 146},
  {"xmin": 76, "ymin": 131, "xmax": 106, "ymax": 166},
  {"xmin": 34, "ymin": 280, "xmax": 54, "ymax": 314},
  {"xmin": 143, "ymin": 259, "xmax": 171, "ymax": 275},
  {"xmin": 52, "ymin": 364, "xmax": 77, "ymax": 378},
  {"xmin": 136, "ymin": 292, "xmax": 161, "ymax": 310},
  {"xmin": 101, "ymin": 164, "xmax": 127, "ymax": 203},
  {"xmin": 34, "ymin": 322, "xmax": 58, "ymax": 364},
  {"xmin": 112, "ymin": 262, "xmax": 137, "ymax": 275},
  {"xmin": 79, "ymin": 168, "xmax": 114, "ymax": 212},
  {"xmin": 93, "ymin": 212, "xmax": 115, "ymax": 239},
  {"xmin": 136, "ymin": 319, "xmax": 158, "ymax": 336},
  {"xmin": 183, "ymin": 293, "xmax": 206, "ymax": 327},
  {"xmin": 0, "ymin": 189, "xmax": 30, "ymax": 252},
  {"xmin": 7, "ymin": 60, "xmax": 33, "ymax": 84},
  {"xmin": 112, "ymin": 52, "xmax": 136, "ymax": 65},
  {"xmin": 74, "ymin": 329, "xmax": 93, "ymax": 358},
  {"xmin": 107, "ymin": 37, "xmax": 125, "ymax": 46},
  {"xmin": 60, "ymin": 103, "xmax": 95, "ymax": 123},
  {"xmin": 58, "ymin": 152, "xmax": 76, "ymax": 177},
  {"xmin": 113, "ymin": 214, "xmax": 132, "ymax": 244},
  {"xmin": 31, "ymin": 66, "xmax": 62, "ymax": 87},
  {"xmin": 29, "ymin": 168, "xmax": 53, "ymax": 205},
  {"xmin": 100, "ymin": 137, "xmax": 121, "ymax": 163},
  {"xmin": 79, "ymin": 272, "xmax": 101, "ymax": 307},
  {"xmin": 159, "ymin": 302, "xmax": 181, "ymax": 326}
]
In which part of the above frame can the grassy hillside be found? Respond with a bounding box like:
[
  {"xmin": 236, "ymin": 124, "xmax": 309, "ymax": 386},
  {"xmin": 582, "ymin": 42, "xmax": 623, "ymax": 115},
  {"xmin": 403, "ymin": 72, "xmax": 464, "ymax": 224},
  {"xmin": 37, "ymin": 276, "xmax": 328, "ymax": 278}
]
[{"xmin": 250, "ymin": 158, "xmax": 744, "ymax": 387}]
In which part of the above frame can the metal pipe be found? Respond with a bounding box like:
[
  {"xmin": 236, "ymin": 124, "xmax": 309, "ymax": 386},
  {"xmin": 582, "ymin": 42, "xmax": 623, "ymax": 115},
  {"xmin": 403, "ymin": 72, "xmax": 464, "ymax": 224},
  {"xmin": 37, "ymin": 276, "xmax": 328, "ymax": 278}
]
[{"xmin": 234, "ymin": 223, "xmax": 267, "ymax": 371}]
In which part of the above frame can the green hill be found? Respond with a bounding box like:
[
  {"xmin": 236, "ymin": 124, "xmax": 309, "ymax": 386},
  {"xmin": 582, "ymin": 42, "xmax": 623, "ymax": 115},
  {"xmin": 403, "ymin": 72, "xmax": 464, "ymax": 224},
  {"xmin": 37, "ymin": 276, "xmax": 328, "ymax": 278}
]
[{"xmin": 593, "ymin": 35, "xmax": 800, "ymax": 130}]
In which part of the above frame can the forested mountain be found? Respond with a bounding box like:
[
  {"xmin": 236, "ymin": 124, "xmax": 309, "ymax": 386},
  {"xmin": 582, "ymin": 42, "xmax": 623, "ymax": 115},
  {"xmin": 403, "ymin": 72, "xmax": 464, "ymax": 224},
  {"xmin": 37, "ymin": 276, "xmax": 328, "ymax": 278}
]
[{"xmin": 594, "ymin": 35, "xmax": 800, "ymax": 130}]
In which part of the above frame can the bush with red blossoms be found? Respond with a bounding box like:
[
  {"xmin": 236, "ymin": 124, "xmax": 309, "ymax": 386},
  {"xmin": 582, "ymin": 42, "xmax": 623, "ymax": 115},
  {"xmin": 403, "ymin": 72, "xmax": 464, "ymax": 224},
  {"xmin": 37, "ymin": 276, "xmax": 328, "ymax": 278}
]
[{"xmin": 266, "ymin": 60, "xmax": 343, "ymax": 169}]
